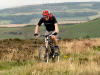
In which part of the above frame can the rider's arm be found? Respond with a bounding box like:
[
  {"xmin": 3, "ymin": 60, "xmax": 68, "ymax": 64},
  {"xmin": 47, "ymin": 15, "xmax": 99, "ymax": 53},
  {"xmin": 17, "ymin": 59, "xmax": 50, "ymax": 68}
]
[
  {"xmin": 53, "ymin": 16, "xmax": 59, "ymax": 33},
  {"xmin": 35, "ymin": 25, "xmax": 39, "ymax": 34},
  {"xmin": 54, "ymin": 23, "xmax": 59, "ymax": 33}
]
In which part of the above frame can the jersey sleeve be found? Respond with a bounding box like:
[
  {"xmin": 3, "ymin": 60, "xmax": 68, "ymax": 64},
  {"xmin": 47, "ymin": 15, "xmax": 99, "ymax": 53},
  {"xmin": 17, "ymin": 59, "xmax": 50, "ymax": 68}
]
[
  {"xmin": 37, "ymin": 18, "xmax": 43, "ymax": 26},
  {"xmin": 53, "ymin": 16, "xmax": 57, "ymax": 24}
]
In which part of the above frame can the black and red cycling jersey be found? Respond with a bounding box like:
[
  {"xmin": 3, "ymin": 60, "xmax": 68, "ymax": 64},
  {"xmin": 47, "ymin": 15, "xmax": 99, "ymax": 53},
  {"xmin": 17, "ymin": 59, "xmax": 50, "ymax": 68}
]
[{"xmin": 38, "ymin": 16, "xmax": 57, "ymax": 32}]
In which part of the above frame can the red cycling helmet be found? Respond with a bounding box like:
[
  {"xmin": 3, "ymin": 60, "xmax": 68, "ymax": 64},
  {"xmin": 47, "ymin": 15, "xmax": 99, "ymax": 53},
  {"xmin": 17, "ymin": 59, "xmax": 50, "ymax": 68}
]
[{"xmin": 42, "ymin": 10, "xmax": 49, "ymax": 16}]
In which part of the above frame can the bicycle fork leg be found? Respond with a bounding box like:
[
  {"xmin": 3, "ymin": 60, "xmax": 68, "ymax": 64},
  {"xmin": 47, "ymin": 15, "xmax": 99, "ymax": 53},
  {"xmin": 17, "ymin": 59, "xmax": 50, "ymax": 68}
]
[
  {"xmin": 45, "ymin": 41, "xmax": 49, "ymax": 63},
  {"xmin": 45, "ymin": 47, "xmax": 49, "ymax": 63}
]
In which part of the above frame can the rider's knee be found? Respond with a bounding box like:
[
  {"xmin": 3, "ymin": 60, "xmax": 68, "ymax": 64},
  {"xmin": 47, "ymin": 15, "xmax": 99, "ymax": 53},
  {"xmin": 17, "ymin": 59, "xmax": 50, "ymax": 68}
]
[{"xmin": 51, "ymin": 35, "xmax": 56, "ymax": 40}]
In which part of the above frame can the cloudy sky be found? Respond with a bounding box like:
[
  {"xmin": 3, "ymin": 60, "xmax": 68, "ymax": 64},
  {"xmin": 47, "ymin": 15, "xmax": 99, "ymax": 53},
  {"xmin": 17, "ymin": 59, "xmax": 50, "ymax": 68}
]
[{"xmin": 0, "ymin": 0, "xmax": 100, "ymax": 9}]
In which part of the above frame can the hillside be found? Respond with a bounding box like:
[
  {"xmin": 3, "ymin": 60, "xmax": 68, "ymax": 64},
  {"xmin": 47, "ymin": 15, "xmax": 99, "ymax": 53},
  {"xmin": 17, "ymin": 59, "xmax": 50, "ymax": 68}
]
[
  {"xmin": 59, "ymin": 18, "xmax": 100, "ymax": 39},
  {"xmin": 0, "ymin": 18, "xmax": 100, "ymax": 39},
  {"xmin": 0, "ymin": 2, "xmax": 100, "ymax": 25}
]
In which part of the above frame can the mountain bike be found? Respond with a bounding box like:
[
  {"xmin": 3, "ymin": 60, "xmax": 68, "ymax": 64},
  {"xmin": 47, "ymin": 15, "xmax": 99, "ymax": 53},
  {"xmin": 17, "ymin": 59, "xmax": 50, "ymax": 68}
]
[{"xmin": 37, "ymin": 32, "xmax": 60, "ymax": 63}]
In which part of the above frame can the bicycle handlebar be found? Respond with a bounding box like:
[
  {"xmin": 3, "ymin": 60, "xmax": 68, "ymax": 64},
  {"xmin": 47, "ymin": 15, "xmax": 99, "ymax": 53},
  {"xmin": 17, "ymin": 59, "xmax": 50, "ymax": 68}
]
[{"xmin": 34, "ymin": 32, "xmax": 57, "ymax": 39}]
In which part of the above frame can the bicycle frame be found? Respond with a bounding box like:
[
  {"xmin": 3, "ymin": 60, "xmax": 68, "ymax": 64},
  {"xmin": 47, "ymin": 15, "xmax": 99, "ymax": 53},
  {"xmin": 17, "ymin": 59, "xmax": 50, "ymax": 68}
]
[{"xmin": 45, "ymin": 34, "xmax": 53, "ymax": 49}]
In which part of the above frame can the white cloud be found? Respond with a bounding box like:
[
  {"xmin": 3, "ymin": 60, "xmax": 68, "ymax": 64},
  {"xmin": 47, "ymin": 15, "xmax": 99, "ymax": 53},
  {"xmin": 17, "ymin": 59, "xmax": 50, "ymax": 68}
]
[{"xmin": 0, "ymin": 0, "xmax": 100, "ymax": 9}]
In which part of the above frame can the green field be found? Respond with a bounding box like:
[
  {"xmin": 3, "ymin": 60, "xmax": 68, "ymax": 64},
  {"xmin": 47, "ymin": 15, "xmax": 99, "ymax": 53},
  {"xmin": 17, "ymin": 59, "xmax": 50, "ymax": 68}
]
[
  {"xmin": 59, "ymin": 18, "xmax": 100, "ymax": 39},
  {"xmin": 0, "ymin": 18, "xmax": 100, "ymax": 39}
]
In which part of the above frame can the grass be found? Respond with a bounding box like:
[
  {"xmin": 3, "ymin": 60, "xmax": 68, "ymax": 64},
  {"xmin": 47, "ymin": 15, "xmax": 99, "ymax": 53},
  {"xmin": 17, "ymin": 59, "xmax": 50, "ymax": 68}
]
[
  {"xmin": 93, "ymin": 46, "xmax": 100, "ymax": 51},
  {"xmin": 0, "ymin": 38, "xmax": 100, "ymax": 75},
  {"xmin": 0, "ymin": 60, "xmax": 30, "ymax": 70}
]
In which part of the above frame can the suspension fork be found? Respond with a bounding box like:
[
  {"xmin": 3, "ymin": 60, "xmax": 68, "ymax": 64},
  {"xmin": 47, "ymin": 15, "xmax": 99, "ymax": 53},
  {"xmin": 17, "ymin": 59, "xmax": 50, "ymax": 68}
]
[
  {"xmin": 45, "ymin": 37, "xmax": 49, "ymax": 53},
  {"xmin": 45, "ymin": 37, "xmax": 49, "ymax": 63},
  {"xmin": 48, "ymin": 37, "xmax": 55, "ymax": 56}
]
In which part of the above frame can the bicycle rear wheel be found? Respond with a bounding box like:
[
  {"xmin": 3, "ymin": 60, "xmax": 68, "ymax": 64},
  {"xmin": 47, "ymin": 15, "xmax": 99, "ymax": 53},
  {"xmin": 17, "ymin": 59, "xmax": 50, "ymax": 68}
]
[
  {"xmin": 53, "ymin": 46, "xmax": 60, "ymax": 62},
  {"xmin": 38, "ymin": 46, "xmax": 49, "ymax": 63}
]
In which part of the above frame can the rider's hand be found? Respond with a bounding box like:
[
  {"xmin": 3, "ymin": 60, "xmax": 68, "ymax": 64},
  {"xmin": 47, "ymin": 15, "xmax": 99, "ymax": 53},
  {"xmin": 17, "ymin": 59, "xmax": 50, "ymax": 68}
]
[
  {"xmin": 52, "ymin": 32, "xmax": 58, "ymax": 35},
  {"xmin": 34, "ymin": 33, "xmax": 38, "ymax": 36}
]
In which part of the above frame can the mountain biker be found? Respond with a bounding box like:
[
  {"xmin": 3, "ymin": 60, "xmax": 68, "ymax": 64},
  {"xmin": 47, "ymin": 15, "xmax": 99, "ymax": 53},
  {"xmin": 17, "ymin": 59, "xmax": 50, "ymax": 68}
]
[{"xmin": 34, "ymin": 10, "xmax": 59, "ymax": 48}]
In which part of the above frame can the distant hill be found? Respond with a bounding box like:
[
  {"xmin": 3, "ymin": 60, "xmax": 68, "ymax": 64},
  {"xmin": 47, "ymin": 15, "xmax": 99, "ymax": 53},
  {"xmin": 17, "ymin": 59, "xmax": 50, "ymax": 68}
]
[
  {"xmin": 59, "ymin": 18, "xmax": 100, "ymax": 39},
  {"xmin": 0, "ymin": 18, "xmax": 100, "ymax": 39},
  {"xmin": 0, "ymin": 2, "xmax": 100, "ymax": 25}
]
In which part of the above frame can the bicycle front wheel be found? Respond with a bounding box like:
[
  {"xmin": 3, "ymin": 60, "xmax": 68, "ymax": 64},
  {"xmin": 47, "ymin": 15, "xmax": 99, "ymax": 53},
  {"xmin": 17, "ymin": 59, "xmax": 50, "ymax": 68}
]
[{"xmin": 38, "ymin": 46, "xmax": 49, "ymax": 62}]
